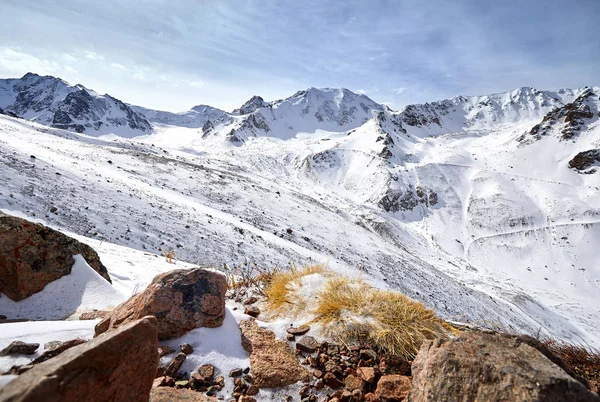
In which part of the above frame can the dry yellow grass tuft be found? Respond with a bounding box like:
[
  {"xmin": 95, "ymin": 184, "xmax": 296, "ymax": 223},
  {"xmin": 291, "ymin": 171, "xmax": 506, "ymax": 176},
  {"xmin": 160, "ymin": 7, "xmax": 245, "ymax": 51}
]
[
  {"xmin": 265, "ymin": 264, "xmax": 326, "ymax": 314},
  {"xmin": 264, "ymin": 266, "xmax": 451, "ymax": 359}
]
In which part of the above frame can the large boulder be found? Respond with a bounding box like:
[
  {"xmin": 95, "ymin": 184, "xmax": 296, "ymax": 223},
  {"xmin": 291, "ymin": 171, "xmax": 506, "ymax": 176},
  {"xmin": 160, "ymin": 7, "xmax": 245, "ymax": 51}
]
[
  {"xmin": 239, "ymin": 319, "xmax": 310, "ymax": 388},
  {"xmin": 95, "ymin": 268, "xmax": 227, "ymax": 340},
  {"xmin": 0, "ymin": 316, "xmax": 158, "ymax": 402},
  {"xmin": 0, "ymin": 212, "xmax": 111, "ymax": 301},
  {"xmin": 408, "ymin": 332, "xmax": 600, "ymax": 402}
]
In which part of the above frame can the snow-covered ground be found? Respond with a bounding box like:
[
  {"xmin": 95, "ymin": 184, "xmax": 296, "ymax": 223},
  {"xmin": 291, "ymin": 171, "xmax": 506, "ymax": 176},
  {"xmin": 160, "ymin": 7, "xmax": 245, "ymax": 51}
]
[{"xmin": 1, "ymin": 84, "xmax": 599, "ymax": 352}]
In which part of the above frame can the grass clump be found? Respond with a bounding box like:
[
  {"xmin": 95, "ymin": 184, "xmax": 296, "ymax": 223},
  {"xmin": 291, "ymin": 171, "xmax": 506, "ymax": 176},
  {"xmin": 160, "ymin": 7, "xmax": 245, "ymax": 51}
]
[
  {"xmin": 542, "ymin": 339, "xmax": 600, "ymax": 392},
  {"xmin": 264, "ymin": 266, "xmax": 451, "ymax": 359}
]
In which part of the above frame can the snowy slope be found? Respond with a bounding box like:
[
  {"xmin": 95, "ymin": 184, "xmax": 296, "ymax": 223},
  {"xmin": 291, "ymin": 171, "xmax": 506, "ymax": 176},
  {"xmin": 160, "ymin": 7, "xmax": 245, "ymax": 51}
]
[
  {"xmin": 130, "ymin": 104, "xmax": 225, "ymax": 128},
  {"xmin": 0, "ymin": 73, "xmax": 151, "ymax": 136},
  {"xmin": 1, "ymin": 82, "xmax": 599, "ymax": 349}
]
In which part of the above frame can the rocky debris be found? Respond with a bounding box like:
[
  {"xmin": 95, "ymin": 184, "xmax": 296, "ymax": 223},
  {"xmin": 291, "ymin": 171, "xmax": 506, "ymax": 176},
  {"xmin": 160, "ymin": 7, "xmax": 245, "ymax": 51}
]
[
  {"xmin": 409, "ymin": 332, "xmax": 599, "ymax": 402},
  {"xmin": 150, "ymin": 386, "xmax": 217, "ymax": 401},
  {"xmin": 239, "ymin": 319, "xmax": 310, "ymax": 388},
  {"xmin": 30, "ymin": 339, "xmax": 86, "ymax": 364},
  {"xmin": 79, "ymin": 310, "xmax": 109, "ymax": 320},
  {"xmin": 0, "ymin": 211, "xmax": 111, "ymax": 301},
  {"xmin": 0, "ymin": 316, "xmax": 159, "ymax": 402},
  {"xmin": 569, "ymin": 149, "xmax": 600, "ymax": 173},
  {"xmin": 357, "ymin": 367, "xmax": 378, "ymax": 384},
  {"xmin": 181, "ymin": 343, "xmax": 194, "ymax": 355},
  {"xmin": 197, "ymin": 364, "xmax": 215, "ymax": 382},
  {"xmin": 164, "ymin": 352, "xmax": 187, "ymax": 378},
  {"xmin": 287, "ymin": 325, "xmax": 311, "ymax": 336},
  {"xmin": 244, "ymin": 305, "xmax": 260, "ymax": 318},
  {"xmin": 243, "ymin": 296, "xmax": 258, "ymax": 305},
  {"xmin": 95, "ymin": 268, "xmax": 227, "ymax": 340},
  {"xmin": 153, "ymin": 376, "xmax": 176, "ymax": 388},
  {"xmin": 0, "ymin": 341, "xmax": 39, "ymax": 356},
  {"xmin": 296, "ymin": 336, "xmax": 320, "ymax": 353},
  {"xmin": 375, "ymin": 375, "xmax": 411, "ymax": 401},
  {"xmin": 159, "ymin": 345, "xmax": 177, "ymax": 358},
  {"xmin": 230, "ymin": 368, "xmax": 243, "ymax": 377}
]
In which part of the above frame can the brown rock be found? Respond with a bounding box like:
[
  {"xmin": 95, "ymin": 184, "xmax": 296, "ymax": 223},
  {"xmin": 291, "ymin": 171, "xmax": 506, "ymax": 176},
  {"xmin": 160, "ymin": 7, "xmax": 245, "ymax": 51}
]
[
  {"xmin": 313, "ymin": 369, "xmax": 323, "ymax": 378},
  {"xmin": 296, "ymin": 336, "xmax": 319, "ymax": 353},
  {"xmin": 243, "ymin": 297, "xmax": 258, "ymax": 305},
  {"xmin": 150, "ymin": 386, "xmax": 216, "ymax": 401},
  {"xmin": 79, "ymin": 310, "xmax": 108, "ymax": 320},
  {"xmin": 181, "ymin": 343, "xmax": 194, "ymax": 354},
  {"xmin": 95, "ymin": 268, "xmax": 227, "ymax": 340},
  {"xmin": 197, "ymin": 364, "xmax": 215, "ymax": 382},
  {"xmin": 246, "ymin": 385, "xmax": 259, "ymax": 396},
  {"xmin": 0, "ymin": 317, "xmax": 158, "ymax": 402},
  {"xmin": 230, "ymin": 368, "xmax": 243, "ymax": 377},
  {"xmin": 164, "ymin": 352, "xmax": 187, "ymax": 378},
  {"xmin": 286, "ymin": 333, "xmax": 295, "ymax": 341},
  {"xmin": 238, "ymin": 397, "xmax": 256, "ymax": 402},
  {"xmin": 340, "ymin": 390, "xmax": 353, "ymax": 402},
  {"xmin": 239, "ymin": 319, "xmax": 310, "ymax": 388},
  {"xmin": 286, "ymin": 325, "xmax": 310, "ymax": 336},
  {"xmin": 357, "ymin": 366, "xmax": 377, "ymax": 384},
  {"xmin": 0, "ymin": 212, "xmax": 111, "ymax": 301},
  {"xmin": 352, "ymin": 389, "xmax": 364, "ymax": 401},
  {"xmin": 364, "ymin": 392, "xmax": 381, "ymax": 402},
  {"xmin": 244, "ymin": 305, "xmax": 260, "ymax": 317},
  {"xmin": 30, "ymin": 339, "xmax": 86, "ymax": 364},
  {"xmin": 158, "ymin": 344, "xmax": 176, "ymax": 358},
  {"xmin": 376, "ymin": 375, "xmax": 411, "ymax": 402},
  {"xmin": 344, "ymin": 374, "xmax": 366, "ymax": 393},
  {"xmin": 324, "ymin": 372, "xmax": 344, "ymax": 389},
  {"xmin": 0, "ymin": 341, "xmax": 39, "ymax": 356},
  {"xmin": 152, "ymin": 376, "xmax": 175, "ymax": 388},
  {"xmin": 409, "ymin": 332, "xmax": 600, "ymax": 402}
]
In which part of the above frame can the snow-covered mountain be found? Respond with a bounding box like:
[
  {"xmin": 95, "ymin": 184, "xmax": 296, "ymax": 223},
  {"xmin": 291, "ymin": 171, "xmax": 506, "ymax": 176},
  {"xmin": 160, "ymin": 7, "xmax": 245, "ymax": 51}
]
[
  {"xmin": 1, "ymin": 77, "xmax": 599, "ymax": 348},
  {"xmin": 130, "ymin": 104, "xmax": 225, "ymax": 128},
  {"xmin": 0, "ymin": 73, "xmax": 152, "ymax": 137}
]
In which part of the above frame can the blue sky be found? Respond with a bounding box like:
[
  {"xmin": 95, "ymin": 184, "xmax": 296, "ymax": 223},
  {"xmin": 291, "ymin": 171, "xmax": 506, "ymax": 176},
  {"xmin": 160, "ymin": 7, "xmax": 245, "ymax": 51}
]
[{"xmin": 1, "ymin": 0, "xmax": 598, "ymax": 112}]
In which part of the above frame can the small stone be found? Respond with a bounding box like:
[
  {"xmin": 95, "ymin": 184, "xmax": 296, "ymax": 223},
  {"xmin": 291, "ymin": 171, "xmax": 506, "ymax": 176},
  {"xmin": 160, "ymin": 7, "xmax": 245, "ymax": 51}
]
[
  {"xmin": 246, "ymin": 384, "xmax": 259, "ymax": 396},
  {"xmin": 0, "ymin": 341, "xmax": 39, "ymax": 356},
  {"xmin": 234, "ymin": 377, "xmax": 245, "ymax": 387},
  {"xmin": 174, "ymin": 380, "xmax": 190, "ymax": 389},
  {"xmin": 357, "ymin": 366, "xmax": 377, "ymax": 384},
  {"xmin": 158, "ymin": 345, "xmax": 176, "ymax": 358},
  {"xmin": 327, "ymin": 344, "xmax": 340, "ymax": 355},
  {"xmin": 364, "ymin": 393, "xmax": 381, "ymax": 402},
  {"xmin": 206, "ymin": 385, "xmax": 216, "ymax": 396},
  {"xmin": 243, "ymin": 297, "xmax": 258, "ymax": 305},
  {"xmin": 344, "ymin": 374, "xmax": 366, "ymax": 392},
  {"xmin": 244, "ymin": 305, "xmax": 260, "ymax": 317},
  {"xmin": 352, "ymin": 389, "xmax": 365, "ymax": 402},
  {"xmin": 238, "ymin": 396, "xmax": 256, "ymax": 402},
  {"xmin": 243, "ymin": 374, "xmax": 253, "ymax": 383},
  {"xmin": 323, "ymin": 372, "xmax": 344, "ymax": 389},
  {"xmin": 296, "ymin": 336, "xmax": 319, "ymax": 353},
  {"xmin": 313, "ymin": 369, "xmax": 323, "ymax": 378},
  {"xmin": 197, "ymin": 364, "xmax": 215, "ymax": 382},
  {"xmin": 180, "ymin": 343, "xmax": 194, "ymax": 354},
  {"xmin": 163, "ymin": 352, "xmax": 186, "ymax": 377},
  {"xmin": 375, "ymin": 375, "xmax": 411, "ymax": 401},
  {"xmin": 287, "ymin": 333, "xmax": 295, "ymax": 341},
  {"xmin": 340, "ymin": 390, "xmax": 353, "ymax": 402},
  {"xmin": 43, "ymin": 341, "xmax": 63, "ymax": 351},
  {"xmin": 286, "ymin": 325, "xmax": 310, "ymax": 336},
  {"xmin": 359, "ymin": 349, "xmax": 377, "ymax": 362},
  {"xmin": 243, "ymin": 367, "xmax": 250, "ymax": 374},
  {"xmin": 214, "ymin": 375, "xmax": 225, "ymax": 388},
  {"xmin": 230, "ymin": 368, "xmax": 243, "ymax": 377},
  {"xmin": 315, "ymin": 379, "xmax": 324, "ymax": 390}
]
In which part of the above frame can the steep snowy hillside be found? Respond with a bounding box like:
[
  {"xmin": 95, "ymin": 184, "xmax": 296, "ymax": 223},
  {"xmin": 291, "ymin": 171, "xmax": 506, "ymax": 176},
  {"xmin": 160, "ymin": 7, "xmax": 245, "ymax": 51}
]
[
  {"xmin": 131, "ymin": 104, "xmax": 224, "ymax": 128},
  {"xmin": 0, "ymin": 73, "xmax": 151, "ymax": 136},
  {"xmin": 1, "ymin": 81, "xmax": 599, "ymax": 349}
]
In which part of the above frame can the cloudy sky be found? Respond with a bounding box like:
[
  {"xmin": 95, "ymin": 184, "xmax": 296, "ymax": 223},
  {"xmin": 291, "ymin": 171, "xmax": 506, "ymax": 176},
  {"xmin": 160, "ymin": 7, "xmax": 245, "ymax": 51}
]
[{"xmin": 1, "ymin": 0, "xmax": 598, "ymax": 112}]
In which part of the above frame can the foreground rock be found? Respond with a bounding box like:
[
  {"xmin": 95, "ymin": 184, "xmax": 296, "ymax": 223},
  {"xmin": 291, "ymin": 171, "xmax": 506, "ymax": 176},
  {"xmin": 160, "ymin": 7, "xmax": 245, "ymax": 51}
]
[
  {"xmin": 150, "ymin": 386, "xmax": 216, "ymax": 401},
  {"xmin": 0, "ymin": 212, "xmax": 111, "ymax": 301},
  {"xmin": 376, "ymin": 374, "xmax": 411, "ymax": 401},
  {"xmin": 409, "ymin": 332, "xmax": 600, "ymax": 402},
  {"xmin": 0, "ymin": 317, "xmax": 158, "ymax": 402},
  {"xmin": 239, "ymin": 319, "xmax": 310, "ymax": 388},
  {"xmin": 95, "ymin": 268, "xmax": 227, "ymax": 340},
  {"xmin": 0, "ymin": 341, "xmax": 39, "ymax": 356}
]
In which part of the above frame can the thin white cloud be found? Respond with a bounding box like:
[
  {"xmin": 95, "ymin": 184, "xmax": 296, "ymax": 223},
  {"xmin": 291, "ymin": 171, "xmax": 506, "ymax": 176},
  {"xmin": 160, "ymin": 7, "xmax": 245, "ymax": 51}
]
[
  {"xmin": 0, "ymin": 46, "xmax": 62, "ymax": 77},
  {"xmin": 85, "ymin": 51, "xmax": 104, "ymax": 60},
  {"xmin": 394, "ymin": 87, "xmax": 406, "ymax": 95},
  {"xmin": 110, "ymin": 63, "xmax": 127, "ymax": 71}
]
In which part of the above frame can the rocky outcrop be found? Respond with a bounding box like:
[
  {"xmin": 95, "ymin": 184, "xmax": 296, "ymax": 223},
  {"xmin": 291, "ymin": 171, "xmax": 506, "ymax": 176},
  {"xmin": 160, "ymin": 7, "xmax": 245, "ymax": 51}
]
[
  {"xmin": 0, "ymin": 212, "xmax": 111, "ymax": 301},
  {"xmin": 239, "ymin": 319, "xmax": 310, "ymax": 388},
  {"xmin": 408, "ymin": 332, "xmax": 599, "ymax": 402},
  {"xmin": 569, "ymin": 149, "xmax": 600, "ymax": 173},
  {"xmin": 95, "ymin": 268, "xmax": 227, "ymax": 340},
  {"xmin": 0, "ymin": 317, "xmax": 159, "ymax": 402},
  {"xmin": 150, "ymin": 387, "xmax": 216, "ymax": 401}
]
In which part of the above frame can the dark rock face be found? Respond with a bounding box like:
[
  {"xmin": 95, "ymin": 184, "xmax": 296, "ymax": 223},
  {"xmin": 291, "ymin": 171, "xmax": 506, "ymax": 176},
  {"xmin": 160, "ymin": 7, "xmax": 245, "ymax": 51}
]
[
  {"xmin": 0, "ymin": 108, "xmax": 19, "ymax": 118},
  {"xmin": 409, "ymin": 332, "xmax": 600, "ymax": 402},
  {"xmin": 569, "ymin": 149, "xmax": 600, "ymax": 173},
  {"xmin": 233, "ymin": 96, "xmax": 269, "ymax": 115},
  {"xmin": 0, "ymin": 341, "xmax": 39, "ymax": 356},
  {"xmin": 95, "ymin": 268, "xmax": 227, "ymax": 340},
  {"xmin": 525, "ymin": 89, "xmax": 596, "ymax": 142},
  {"xmin": 0, "ymin": 211, "xmax": 111, "ymax": 301},
  {"xmin": 0, "ymin": 317, "xmax": 159, "ymax": 402}
]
